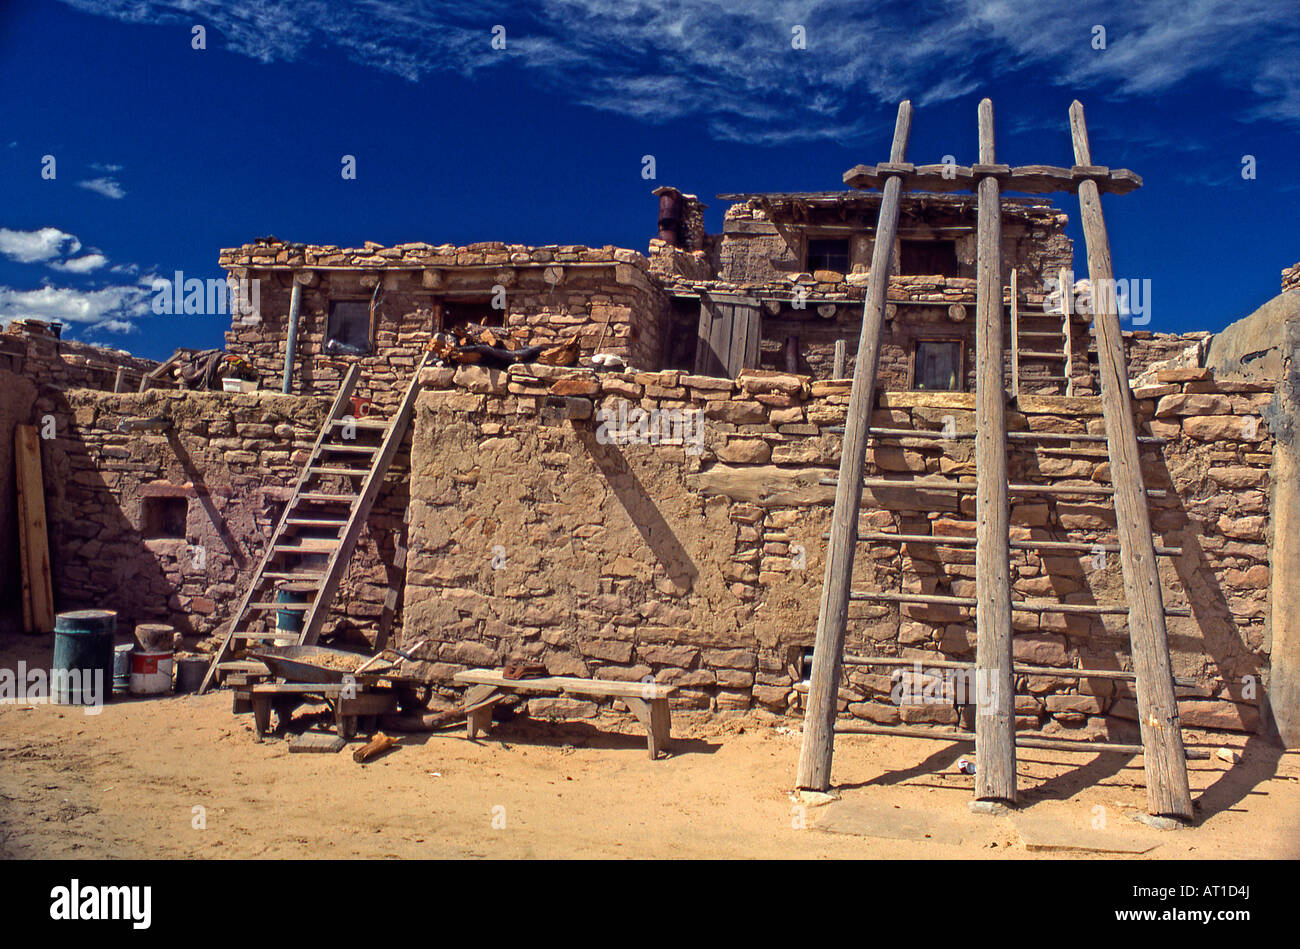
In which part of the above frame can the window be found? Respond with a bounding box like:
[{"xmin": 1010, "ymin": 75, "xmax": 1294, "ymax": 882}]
[
  {"xmin": 913, "ymin": 340, "xmax": 963, "ymax": 391},
  {"xmin": 900, "ymin": 239, "xmax": 961, "ymax": 277},
  {"xmin": 141, "ymin": 496, "xmax": 188, "ymax": 540},
  {"xmin": 326, "ymin": 299, "xmax": 373, "ymax": 355},
  {"xmin": 806, "ymin": 238, "xmax": 850, "ymax": 274},
  {"xmin": 443, "ymin": 299, "xmax": 502, "ymax": 330}
]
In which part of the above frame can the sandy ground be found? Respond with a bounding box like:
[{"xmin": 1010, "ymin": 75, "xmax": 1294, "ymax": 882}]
[{"xmin": 1, "ymin": 634, "xmax": 1297, "ymax": 860}]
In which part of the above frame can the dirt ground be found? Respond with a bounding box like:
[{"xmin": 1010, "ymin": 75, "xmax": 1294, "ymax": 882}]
[{"xmin": 1, "ymin": 634, "xmax": 1297, "ymax": 859}]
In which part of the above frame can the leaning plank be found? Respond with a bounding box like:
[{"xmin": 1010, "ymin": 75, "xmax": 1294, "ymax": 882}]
[
  {"xmin": 1071, "ymin": 100, "xmax": 1192, "ymax": 821},
  {"xmin": 14, "ymin": 424, "xmax": 54, "ymax": 633},
  {"xmin": 798, "ymin": 100, "xmax": 914, "ymax": 792},
  {"xmin": 972, "ymin": 98, "xmax": 1016, "ymax": 804}
]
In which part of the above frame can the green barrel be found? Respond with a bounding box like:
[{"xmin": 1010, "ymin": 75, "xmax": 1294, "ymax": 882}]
[
  {"xmin": 52, "ymin": 610, "xmax": 117, "ymax": 705},
  {"xmin": 276, "ymin": 581, "xmax": 315, "ymax": 636}
]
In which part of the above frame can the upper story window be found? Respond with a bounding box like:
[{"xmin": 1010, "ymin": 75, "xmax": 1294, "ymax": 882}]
[
  {"xmin": 326, "ymin": 299, "xmax": 373, "ymax": 355},
  {"xmin": 806, "ymin": 238, "xmax": 850, "ymax": 274},
  {"xmin": 900, "ymin": 239, "xmax": 961, "ymax": 277}
]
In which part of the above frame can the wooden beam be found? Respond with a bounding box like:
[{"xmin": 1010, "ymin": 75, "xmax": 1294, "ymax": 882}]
[
  {"xmin": 14, "ymin": 424, "xmax": 54, "ymax": 633},
  {"xmin": 1070, "ymin": 100, "xmax": 1192, "ymax": 821},
  {"xmin": 973, "ymin": 98, "xmax": 1016, "ymax": 804},
  {"xmin": 1060, "ymin": 266, "xmax": 1075, "ymax": 396},
  {"xmin": 798, "ymin": 100, "xmax": 913, "ymax": 792},
  {"xmin": 842, "ymin": 162, "xmax": 1142, "ymax": 195},
  {"xmin": 833, "ymin": 339, "xmax": 847, "ymax": 378}
]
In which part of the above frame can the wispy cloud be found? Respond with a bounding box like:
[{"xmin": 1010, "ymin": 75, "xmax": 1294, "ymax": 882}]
[
  {"xmin": 0, "ymin": 226, "xmax": 81, "ymax": 263},
  {"xmin": 55, "ymin": 1, "xmax": 1300, "ymax": 144},
  {"xmin": 0, "ymin": 281, "xmax": 153, "ymax": 332},
  {"xmin": 49, "ymin": 252, "xmax": 110, "ymax": 273},
  {"xmin": 77, "ymin": 176, "xmax": 127, "ymax": 199}
]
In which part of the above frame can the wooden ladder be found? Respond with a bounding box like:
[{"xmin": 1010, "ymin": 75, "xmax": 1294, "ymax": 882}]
[
  {"xmin": 799, "ymin": 98, "xmax": 1194, "ymax": 822},
  {"xmin": 199, "ymin": 353, "xmax": 430, "ymax": 693}
]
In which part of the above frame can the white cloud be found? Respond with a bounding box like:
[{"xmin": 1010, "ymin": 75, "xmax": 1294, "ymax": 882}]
[
  {"xmin": 0, "ymin": 226, "xmax": 82, "ymax": 263},
  {"xmin": 89, "ymin": 161, "xmax": 123, "ymax": 173},
  {"xmin": 53, "ymin": 1, "xmax": 1300, "ymax": 144},
  {"xmin": 0, "ymin": 282, "xmax": 152, "ymax": 332},
  {"xmin": 78, "ymin": 176, "xmax": 127, "ymax": 199},
  {"xmin": 49, "ymin": 253, "xmax": 110, "ymax": 273}
]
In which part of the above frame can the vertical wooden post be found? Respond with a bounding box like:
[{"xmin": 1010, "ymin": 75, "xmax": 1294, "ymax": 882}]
[
  {"xmin": 973, "ymin": 98, "xmax": 1016, "ymax": 804},
  {"xmin": 797, "ymin": 100, "xmax": 913, "ymax": 791},
  {"xmin": 1070, "ymin": 100, "xmax": 1192, "ymax": 820},
  {"xmin": 1009, "ymin": 269, "xmax": 1020, "ymax": 399},
  {"xmin": 833, "ymin": 339, "xmax": 847, "ymax": 378},
  {"xmin": 1060, "ymin": 266, "xmax": 1075, "ymax": 396},
  {"xmin": 784, "ymin": 335, "xmax": 800, "ymax": 374}
]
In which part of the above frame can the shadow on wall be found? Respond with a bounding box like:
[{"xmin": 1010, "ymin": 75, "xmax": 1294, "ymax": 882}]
[{"xmin": 572, "ymin": 424, "xmax": 698, "ymax": 593}]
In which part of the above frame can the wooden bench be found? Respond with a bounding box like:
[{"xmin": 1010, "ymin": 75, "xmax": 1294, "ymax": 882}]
[
  {"xmin": 238, "ymin": 681, "xmax": 399, "ymax": 740},
  {"xmin": 453, "ymin": 669, "xmax": 677, "ymax": 759}
]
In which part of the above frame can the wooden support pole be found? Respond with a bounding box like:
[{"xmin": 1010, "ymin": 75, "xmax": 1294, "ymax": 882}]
[
  {"xmin": 784, "ymin": 335, "xmax": 800, "ymax": 374},
  {"xmin": 1060, "ymin": 266, "xmax": 1075, "ymax": 396},
  {"xmin": 797, "ymin": 100, "xmax": 913, "ymax": 792},
  {"xmin": 1070, "ymin": 100, "xmax": 1192, "ymax": 821},
  {"xmin": 833, "ymin": 339, "xmax": 847, "ymax": 378},
  {"xmin": 974, "ymin": 98, "xmax": 1016, "ymax": 803},
  {"xmin": 1009, "ymin": 268, "xmax": 1019, "ymax": 399}
]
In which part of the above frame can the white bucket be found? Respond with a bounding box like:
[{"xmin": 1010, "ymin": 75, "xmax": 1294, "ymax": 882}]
[{"xmin": 129, "ymin": 649, "xmax": 174, "ymax": 695}]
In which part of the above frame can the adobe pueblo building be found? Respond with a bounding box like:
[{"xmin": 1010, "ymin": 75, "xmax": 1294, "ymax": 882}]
[{"xmin": 3, "ymin": 125, "xmax": 1299, "ymax": 803}]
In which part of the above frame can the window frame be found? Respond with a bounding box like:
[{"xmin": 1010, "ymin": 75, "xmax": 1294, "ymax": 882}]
[
  {"xmin": 909, "ymin": 336, "xmax": 967, "ymax": 392},
  {"xmin": 804, "ymin": 235, "xmax": 852, "ymax": 274},
  {"xmin": 325, "ymin": 297, "xmax": 375, "ymax": 355}
]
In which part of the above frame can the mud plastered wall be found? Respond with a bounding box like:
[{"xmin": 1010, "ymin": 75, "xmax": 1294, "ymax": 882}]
[{"xmin": 398, "ymin": 364, "xmax": 1275, "ymax": 734}]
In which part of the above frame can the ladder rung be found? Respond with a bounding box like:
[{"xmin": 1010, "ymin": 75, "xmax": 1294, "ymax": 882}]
[
  {"xmin": 821, "ymin": 476, "xmax": 1166, "ymax": 498},
  {"xmin": 847, "ymin": 590, "xmax": 1191, "ymax": 616},
  {"xmin": 262, "ymin": 571, "xmax": 326, "ymax": 581},
  {"xmin": 829, "ymin": 426, "xmax": 1166, "ymax": 446},
  {"xmin": 285, "ymin": 518, "xmax": 348, "ymax": 528},
  {"xmin": 831, "ymin": 531, "xmax": 1182, "ymax": 556},
  {"xmin": 295, "ymin": 493, "xmax": 356, "ymax": 504},
  {"xmin": 842, "ymin": 654, "xmax": 1200, "ymax": 687},
  {"xmin": 248, "ymin": 601, "xmax": 313, "ymax": 611},
  {"xmin": 308, "ymin": 466, "xmax": 371, "ymax": 477},
  {"xmin": 1018, "ymin": 351, "xmax": 1068, "ymax": 361},
  {"xmin": 331, "ymin": 418, "xmax": 388, "ymax": 431},
  {"xmin": 273, "ymin": 541, "xmax": 340, "ymax": 555},
  {"xmin": 319, "ymin": 444, "xmax": 378, "ymax": 454},
  {"xmin": 233, "ymin": 631, "xmax": 300, "ymax": 641}
]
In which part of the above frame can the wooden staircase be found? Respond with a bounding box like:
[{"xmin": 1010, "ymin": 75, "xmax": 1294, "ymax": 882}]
[{"xmin": 199, "ymin": 354, "xmax": 430, "ymax": 693}]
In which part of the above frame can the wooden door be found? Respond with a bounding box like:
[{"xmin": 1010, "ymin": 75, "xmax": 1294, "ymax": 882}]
[{"xmin": 694, "ymin": 296, "xmax": 761, "ymax": 378}]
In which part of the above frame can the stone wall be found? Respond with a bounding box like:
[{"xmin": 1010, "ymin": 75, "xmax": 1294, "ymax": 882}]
[
  {"xmin": 34, "ymin": 389, "xmax": 406, "ymax": 646},
  {"xmin": 397, "ymin": 363, "xmax": 1275, "ymax": 735},
  {"xmin": 221, "ymin": 241, "xmax": 670, "ymax": 401},
  {"xmin": 0, "ymin": 321, "xmax": 158, "ymax": 393}
]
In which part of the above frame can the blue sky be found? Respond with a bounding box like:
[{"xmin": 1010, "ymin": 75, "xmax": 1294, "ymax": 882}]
[{"xmin": 0, "ymin": 0, "xmax": 1296, "ymax": 360}]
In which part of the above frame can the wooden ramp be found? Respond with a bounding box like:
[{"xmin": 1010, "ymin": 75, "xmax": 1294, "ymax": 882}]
[
  {"xmin": 798, "ymin": 98, "xmax": 1194, "ymax": 822},
  {"xmin": 199, "ymin": 354, "xmax": 430, "ymax": 693}
]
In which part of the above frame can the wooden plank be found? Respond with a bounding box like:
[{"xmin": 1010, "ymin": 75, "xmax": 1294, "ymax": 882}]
[
  {"xmin": 833, "ymin": 339, "xmax": 847, "ymax": 378},
  {"xmin": 847, "ymin": 590, "xmax": 1192, "ymax": 617},
  {"xmin": 842, "ymin": 162, "xmax": 1143, "ymax": 196},
  {"xmin": 973, "ymin": 98, "xmax": 1016, "ymax": 804},
  {"xmin": 1070, "ymin": 100, "xmax": 1192, "ymax": 821},
  {"xmin": 14, "ymin": 428, "xmax": 33, "ymax": 633},
  {"xmin": 454, "ymin": 668, "xmax": 677, "ymax": 700},
  {"xmin": 798, "ymin": 99, "xmax": 913, "ymax": 793},
  {"xmin": 14, "ymin": 424, "xmax": 54, "ymax": 633},
  {"xmin": 297, "ymin": 354, "xmax": 432, "ymax": 648},
  {"xmin": 198, "ymin": 363, "xmax": 363, "ymax": 693}
]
